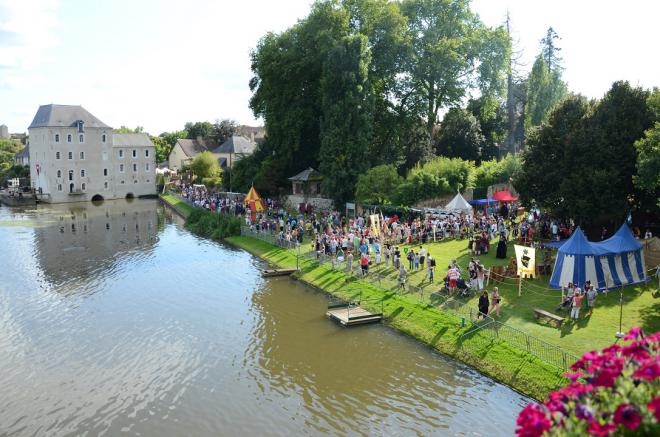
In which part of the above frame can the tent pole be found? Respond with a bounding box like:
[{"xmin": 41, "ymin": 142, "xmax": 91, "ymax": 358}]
[
  {"xmin": 616, "ymin": 285, "xmax": 624, "ymax": 338},
  {"xmin": 518, "ymin": 275, "xmax": 522, "ymax": 297}
]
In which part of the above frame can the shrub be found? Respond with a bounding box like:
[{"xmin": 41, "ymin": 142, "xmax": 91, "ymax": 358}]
[
  {"xmin": 185, "ymin": 208, "xmax": 241, "ymax": 240},
  {"xmin": 516, "ymin": 328, "xmax": 659, "ymax": 437}
]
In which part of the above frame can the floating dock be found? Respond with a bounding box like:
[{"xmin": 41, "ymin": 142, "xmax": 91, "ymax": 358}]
[
  {"xmin": 261, "ymin": 268, "xmax": 297, "ymax": 278},
  {"xmin": 326, "ymin": 305, "xmax": 383, "ymax": 326},
  {"xmin": 0, "ymin": 192, "xmax": 37, "ymax": 206}
]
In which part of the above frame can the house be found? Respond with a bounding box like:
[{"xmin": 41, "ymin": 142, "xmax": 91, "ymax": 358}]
[
  {"xmin": 14, "ymin": 145, "xmax": 29, "ymax": 166},
  {"xmin": 212, "ymin": 135, "xmax": 257, "ymax": 169},
  {"xmin": 286, "ymin": 167, "xmax": 333, "ymax": 212},
  {"xmin": 0, "ymin": 124, "xmax": 8, "ymax": 139},
  {"xmin": 27, "ymin": 104, "xmax": 156, "ymax": 203},
  {"xmin": 236, "ymin": 125, "xmax": 266, "ymax": 145},
  {"xmin": 167, "ymin": 137, "xmax": 215, "ymax": 171}
]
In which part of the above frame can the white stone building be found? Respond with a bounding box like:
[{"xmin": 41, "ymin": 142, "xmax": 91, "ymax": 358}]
[
  {"xmin": 28, "ymin": 104, "xmax": 156, "ymax": 203},
  {"xmin": 0, "ymin": 124, "xmax": 9, "ymax": 139}
]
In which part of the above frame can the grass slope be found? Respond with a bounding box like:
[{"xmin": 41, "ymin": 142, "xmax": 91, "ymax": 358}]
[
  {"xmin": 226, "ymin": 235, "xmax": 569, "ymax": 401},
  {"xmin": 160, "ymin": 194, "xmax": 194, "ymax": 218}
]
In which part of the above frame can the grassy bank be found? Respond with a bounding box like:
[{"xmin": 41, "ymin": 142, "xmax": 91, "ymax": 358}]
[
  {"xmin": 226, "ymin": 235, "xmax": 568, "ymax": 401},
  {"xmin": 160, "ymin": 193, "xmax": 194, "ymax": 218}
]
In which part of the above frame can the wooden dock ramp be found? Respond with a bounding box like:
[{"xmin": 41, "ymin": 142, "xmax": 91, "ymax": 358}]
[
  {"xmin": 326, "ymin": 304, "xmax": 382, "ymax": 327},
  {"xmin": 261, "ymin": 268, "xmax": 297, "ymax": 278}
]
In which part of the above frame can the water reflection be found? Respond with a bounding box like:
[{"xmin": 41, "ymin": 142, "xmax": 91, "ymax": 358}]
[{"xmin": 30, "ymin": 199, "xmax": 162, "ymax": 294}]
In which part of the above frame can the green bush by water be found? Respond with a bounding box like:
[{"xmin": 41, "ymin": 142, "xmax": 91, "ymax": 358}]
[{"xmin": 185, "ymin": 208, "xmax": 241, "ymax": 240}]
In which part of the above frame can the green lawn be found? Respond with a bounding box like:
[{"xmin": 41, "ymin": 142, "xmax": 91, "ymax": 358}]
[
  {"xmin": 227, "ymin": 235, "xmax": 570, "ymax": 401},
  {"xmin": 297, "ymin": 236, "xmax": 659, "ymax": 357},
  {"xmin": 160, "ymin": 193, "xmax": 194, "ymax": 218}
]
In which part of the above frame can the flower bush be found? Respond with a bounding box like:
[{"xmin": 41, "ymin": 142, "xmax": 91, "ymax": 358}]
[{"xmin": 516, "ymin": 328, "xmax": 659, "ymax": 436}]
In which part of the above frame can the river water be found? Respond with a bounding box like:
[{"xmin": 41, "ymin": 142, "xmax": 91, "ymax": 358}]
[{"xmin": 0, "ymin": 199, "xmax": 528, "ymax": 436}]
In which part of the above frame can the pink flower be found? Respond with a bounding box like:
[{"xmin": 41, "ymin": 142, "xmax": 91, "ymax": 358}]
[
  {"xmin": 587, "ymin": 421, "xmax": 617, "ymax": 436},
  {"xmin": 633, "ymin": 359, "xmax": 660, "ymax": 380},
  {"xmin": 516, "ymin": 403, "xmax": 551, "ymax": 437},
  {"xmin": 622, "ymin": 342, "xmax": 651, "ymax": 361},
  {"xmin": 613, "ymin": 404, "xmax": 642, "ymax": 430},
  {"xmin": 563, "ymin": 371, "xmax": 583, "ymax": 382},
  {"xmin": 624, "ymin": 327, "xmax": 643, "ymax": 340},
  {"xmin": 648, "ymin": 397, "xmax": 660, "ymax": 422}
]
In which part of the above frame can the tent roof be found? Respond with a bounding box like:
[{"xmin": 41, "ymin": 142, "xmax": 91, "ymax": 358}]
[
  {"xmin": 445, "ymin": 193, "xmax": 472, "ymax": 212},
  {"xmin": 490, "ymin": 190, "xmax": 519, "ymax": 202},
  {"xmin": 592, "ymin": 223, "xmax": 642, "ymax": 253},
  {"xmin": 468, "ymin": 198, "xmax": 493, "ymax": 205},
  {"xmin": 557, "ymin": 227, "xmax": 605, "ymax": 255}
]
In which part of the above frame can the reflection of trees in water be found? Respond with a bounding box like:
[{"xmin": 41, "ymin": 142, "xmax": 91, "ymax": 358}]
[
  {"xmin": 245, "ymin": 282, "xmax": 473, "ymax": 434},
  {"xmin": 32, "ymin": 199, "xmax": 161, "ymax": 294}
]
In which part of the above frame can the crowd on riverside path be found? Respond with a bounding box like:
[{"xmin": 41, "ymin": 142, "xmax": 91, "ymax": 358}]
[{"xmin": 171, "ymin": 182, "xmax": 654, "ymax": 321}]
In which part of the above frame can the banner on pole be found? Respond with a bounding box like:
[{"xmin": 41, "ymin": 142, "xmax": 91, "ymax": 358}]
[
  {"xmin": 514, "ymin": 245, "xmax": 536, "ymax": 278},
  {"xmin": 370, "ymin": 214, "xmax": 380, "ymax": 237}
]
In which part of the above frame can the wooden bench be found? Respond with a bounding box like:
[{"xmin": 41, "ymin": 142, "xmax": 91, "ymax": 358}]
[{"xmin": 533, "ymin": 308, "xmax": 564, "ymax": 328}]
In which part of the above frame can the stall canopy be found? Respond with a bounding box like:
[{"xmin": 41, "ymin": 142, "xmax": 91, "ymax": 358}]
[
  {"xmin": 244, "ymin": 186, "xmax": 265, "ymax": 212},
  {"xmin": 445, "ymin": 193, "xmax": 473, "ymax": 213},
  {"xmin": 549, "ymin": 224, "xmax": 647, "ymax": 290},
  {"xmin": 490, "ymin": 190, "xmax": 519, "ymax": 202},
  {"xmin": 468, "ymin": 198, "xmax": 493, "ymax": 205}
]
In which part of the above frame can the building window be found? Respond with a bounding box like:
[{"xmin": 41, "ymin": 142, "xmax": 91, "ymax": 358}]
[
  {"xmin": 145, "ymin": 149, "xmax": 150, "ymax": 158},
  {"xmin": 55, "ymin": 134, "xmax": 60, "ymax": 143},
  {"xmin": 68, "ymin": 151, "xmax": 73, "ymax": 160},
  {"xmin": 57, "ymin": 170, "xmax": 62, "ymax": 178},
  {"xmin": 119, "ymin": 164, "xmax": 124, "ymax": 172},
  {"xmin": 104, "ymin": 181, "xmax": 109, "ymax": 189},
  {"xmin": 102, "ymin": 134, "xmax": 106, "ymax": 143},
  {"xmin": 119, "ymin": 149, "xmax": 124, "ymax": 158},
  {"xmin": 121, "ymin": 180, "xmax": 125, "ymax": 184},
  {"xmin": 145, "ymin": 163, "xmax": 150, "ymax": 172},
  {"xmin": 132, "ymin": 149, "xmax": 137, "ymax": 158},
  {"xmin": 80, "ymin": 151, "xmax": 85, "ymax": 160},
  {"xmin": 134, "ymin": 179, "xmax": 138, "ymax": 184},
  {"xmin": 103, "ymin": 168, "xmax": 108, "ymax": 176},
  {"xmin": 146, "ymin": 179, "xmax": 150, "ymax": 183},
  {"xmin": 56, "ymin": 151, "xmax": 61, "ymax": 159},
  {"xmin": 57, "ymin": 184, "xmax": 62, "ymax": 192},
  {"xmin": 68, "ymin": 170, "xmax": 74, "ymax": 181},
  {"xmin": 81, "ymin": 183, "xmax": 86, "ymax": 191},
  {"xmin": 133, "ymin": 163, "xmax": 137, "ymax": 172},
  {"xmin": 80, "ymin": 169, "xmax": 86, "ymax": 177},
  {"xmin": 67, "ymin": 134, "xmax": 72, "ymax": 143},
  {"xmin": 79, "ymin": 134, "xmax": 84, "ymax": 143}
]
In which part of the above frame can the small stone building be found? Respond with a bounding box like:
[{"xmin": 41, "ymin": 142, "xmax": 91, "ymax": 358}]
[{"xmin": 286, "ymin": 167, "xmax": 333, "ymax": 212}]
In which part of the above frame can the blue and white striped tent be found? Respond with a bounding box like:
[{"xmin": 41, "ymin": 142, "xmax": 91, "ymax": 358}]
[{"xmin": 549, "ymin": 224, "xmax": 647, "ymax": 290}]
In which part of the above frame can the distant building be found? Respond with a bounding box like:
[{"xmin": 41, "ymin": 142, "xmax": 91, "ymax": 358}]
[
  {"xmin": 14, "ymin": 145, "xmax": 29, "ymax": 166},
  {"xmin": 167, "ymin": 137, "xmax": 217, "ymax": 172},
  {"xmin": 286, "ymin": 167, "xmax": 333, "ymax": 212},
  {"xmin": 236, "ymin": 125, "xmax": 266, "ymax": 145},
  {"xmin": 28, "ymin": 104, "xmax": 156, "ymax": 203},
  {"xmin": 212, "ymin": 135, "xmax": 257, "ymax": 169},
  {"xmin": 0, "ymin": 124, "xmax": 8, "ymax": 139}
]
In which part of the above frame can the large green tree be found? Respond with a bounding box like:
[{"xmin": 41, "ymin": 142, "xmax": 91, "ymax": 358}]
[
  {"xmin": 185, "ymin": 121, "xmax": 215, "ymax": 140},
  {"xmin": 525, "ymin": 54, "xmax": 567, "ymax": 129},
  {"xmin": 319, "ymin": 34, "xmax": 373, "ymax": 205},
  {"xmin": 435, "ymin": 107, "xmax": 485, "ymax": 162},
  {"xmin": 355, "ymin": 164, "xmax": 403, "ymax": 204},
  {"xmin": 401, "ymin": 0, "xmax": 510, "ymax": 150}
]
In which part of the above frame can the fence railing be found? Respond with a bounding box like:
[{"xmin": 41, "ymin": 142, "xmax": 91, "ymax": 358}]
[{"xmin": 240, "ymin": 225, "xmax": 579, "ymax": 370}]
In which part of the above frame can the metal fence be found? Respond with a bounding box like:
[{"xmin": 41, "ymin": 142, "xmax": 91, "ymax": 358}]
[{"xmin": 240, "ymin": 225, "xmax": 580, "ymax": 370}]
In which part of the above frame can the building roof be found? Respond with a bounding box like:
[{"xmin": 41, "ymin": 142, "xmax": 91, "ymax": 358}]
[
  {"xmin": 213, "ymin": 135, "xmax": 256, "ymax": 155},
  {"xmin": 28, "ymin": 104, "xmax": 111, "ymax": 129},
  {"xmin": 176, "ymin": 138, "xmax": 210, "ymax": 157},
  {"xmin": 288, "ymin": 167, "xmax": 323, "ymax": 182},
  {"xmin": 112, "ymin": 133, "xmax": 154, "ymax": 147},
  {"xmin": 15, "ymin": 145, "xmax": 29, "ymax": 158}
]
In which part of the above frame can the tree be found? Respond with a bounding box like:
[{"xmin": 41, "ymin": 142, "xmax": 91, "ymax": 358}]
[
  {"xmin": 435, "ymin": 107, "xmax": 485, "ymax": 162},
  {"xmin": 114, "ymin": 126, "xmax": 144, "ymax": 133},
  {"xmin": 319, "ymin": 34, "xmax": 374, "ymax": 206},
  {"xmin": 185, "ymin": 121, "xmax": 214, "ymax": 140},
  {"xmin": 401, "ymin": 0, "xmax": 510, "ymax": 150},
  {"xmin": 190, "ymin": 151, "xmax": 220, "ymax": 181},
  {"xmin": 213, "ymin": 119, "xmax": 238, "ymax": 144},
  {"xmin": 159, "ymin": 130, "xmax": 188, "ymax": 147},
  {"xmin": 633, "ymin": 122, "xmax": 660, "ymax": 205},
  {"xmin": 540, "ymin": 26, "xmax": 562, "ymax": 72},
  {"xmin": 355, "ymin": 164, "xmax": 403, "ymax": 204},
  {"xmin": 525, "ymin": 55, "xmax": 567, "ymax": 129},
  {"xmin": 150, "ymin": 136, "xmax": 171, "ymax": 164},
  {"xmin": 467, "ymin": 95, "xmax": 507, "ymax": 160}
]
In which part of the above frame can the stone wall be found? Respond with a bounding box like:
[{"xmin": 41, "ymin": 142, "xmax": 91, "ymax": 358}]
[{"xmin": 286, "ymin": 194, "xmax": 334, "ymax": 212}]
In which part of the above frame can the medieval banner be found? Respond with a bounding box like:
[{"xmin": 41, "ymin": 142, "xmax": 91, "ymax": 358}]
[
  {"xmin": 514, "ymin": 245, "xmax": 536, "ymax": 278},
  {"xmin": 370, "ymin": 214, "xmax": 380, "ymax": 237}
]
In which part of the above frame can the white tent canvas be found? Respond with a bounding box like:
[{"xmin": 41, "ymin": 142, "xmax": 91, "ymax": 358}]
[{"xmin": 445, "ymin": 193, "xmax": 472, "ymax": 213}]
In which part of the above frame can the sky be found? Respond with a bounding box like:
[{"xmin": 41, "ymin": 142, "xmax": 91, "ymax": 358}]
[{"xmin": 0, "ymin": 0, "xmax": 658, "ymax": 135}]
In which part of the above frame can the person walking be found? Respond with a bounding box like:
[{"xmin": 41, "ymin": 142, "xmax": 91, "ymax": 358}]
[
  {"xmin": 478, "ymin": 290, "xmax": 490, "ymax": 320},
  {"xmin": 571, "ymin": 289, "xmax": 583, "ymax": 319},
  {"xmin": 489, "ymin": 287, "xmax": 501, "ymax": 317},
  {"xmin": 346, "ymin": 251, "xmax": 354, "ymax": 275},
  {"xmin": 427, "ymin": 254, "xmax": 435, "ymax": 284},
  {"xmin": 476, "ymin": 265, "xmax": 485, "ymax": 291},
  {"xmin": 398, "ymin": 264, "xmax": 407, "ymax": 291},
  {"xmin": 447, "ymin": 265, "xmax": 459, "ymax": 294},
  {"xmin": 586, "ymin": 285, "xmax": 597, "ymax": 313},
  {"xmin": 419, "ymin": 246, "xmax": 426, "ymax": 269},
  {"xmin": 408, "ymin": 249, "xmax": 415, "ymax": 270}
]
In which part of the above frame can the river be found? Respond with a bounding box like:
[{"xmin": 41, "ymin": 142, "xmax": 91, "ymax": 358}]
[{"xmin": 0, "ymin": 199, "xmax": 528, "ymax": 436}]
